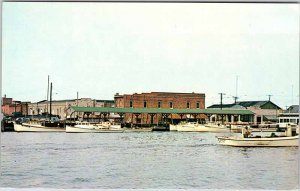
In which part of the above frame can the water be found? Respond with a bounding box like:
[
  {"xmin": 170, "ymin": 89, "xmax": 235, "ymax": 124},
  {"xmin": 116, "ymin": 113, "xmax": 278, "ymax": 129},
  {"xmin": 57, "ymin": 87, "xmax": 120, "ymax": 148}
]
[{"xmin": 0, "ymin": 132, "xmax": 298, "ymax": 189}]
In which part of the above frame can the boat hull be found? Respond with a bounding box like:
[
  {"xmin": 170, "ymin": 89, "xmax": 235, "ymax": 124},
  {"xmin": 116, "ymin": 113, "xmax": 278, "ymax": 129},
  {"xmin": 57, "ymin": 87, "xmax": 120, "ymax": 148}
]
[
  {"xmin": 66, "ymin": 125, "xmax": 124, "ymax": 133},
  {"xmin": 216, "ymin": 135, "xmax": 299, "ymax": 147},
  {"xmin": 123, "ymin": 128, "xmax": 153, "ymax": 132},
  {"xmin": 14, "ymin": 123, "xmax": 65, "ymax": 132},
  {"xmin": 169, "ymin": 124, "xmax": 177, "ymax": 131}
]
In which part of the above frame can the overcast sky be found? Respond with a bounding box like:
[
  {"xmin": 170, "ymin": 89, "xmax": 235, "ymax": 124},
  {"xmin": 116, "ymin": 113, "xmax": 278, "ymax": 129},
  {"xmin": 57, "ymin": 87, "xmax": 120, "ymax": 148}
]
[{"xmin": 2, "ymin": 3, "xmax": 299, "ymax": 108}]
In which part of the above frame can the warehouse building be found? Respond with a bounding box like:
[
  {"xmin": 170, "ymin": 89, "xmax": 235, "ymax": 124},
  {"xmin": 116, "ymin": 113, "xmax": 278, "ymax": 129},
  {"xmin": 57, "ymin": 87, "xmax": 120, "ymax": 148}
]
[{"xmin": 114, "ymin": 92, "xmax": 206, "ymax": 124}]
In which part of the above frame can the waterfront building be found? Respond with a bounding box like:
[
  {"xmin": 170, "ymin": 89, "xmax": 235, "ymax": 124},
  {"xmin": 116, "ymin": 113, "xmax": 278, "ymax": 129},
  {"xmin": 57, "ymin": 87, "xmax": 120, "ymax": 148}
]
[
  {"xmin": 1, "ymin": 96, "xmax": 30, "ymax": 117},
  {"xmin": 114, "ymin": 92, "xmax": 206, "ymax": 124},
  {"xmin": 27, "ymin": 98, "xmax": 114, "ymax": 119},
  {"xmin": 208, "ymin": 100, "xmax": 282, "ymax": 124},
  {"xmin": 278, "ymin": 105, "xmax": 299, "ymax": 126}
]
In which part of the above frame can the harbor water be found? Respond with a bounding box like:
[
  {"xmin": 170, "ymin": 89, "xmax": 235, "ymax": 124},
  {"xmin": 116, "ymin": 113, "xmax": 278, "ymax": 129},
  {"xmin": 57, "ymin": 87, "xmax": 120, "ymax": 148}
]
[{"xmin": 0, "ymin": 132, "xmax": 298, "ymax": 189}]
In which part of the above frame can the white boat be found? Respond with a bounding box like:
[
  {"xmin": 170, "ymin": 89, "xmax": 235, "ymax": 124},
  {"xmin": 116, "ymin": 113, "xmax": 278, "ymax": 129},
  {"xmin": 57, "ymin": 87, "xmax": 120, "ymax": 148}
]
[
  {"xmin": 169, "ymin": 124, "xmax": 178, "ymax": 131},
  {"xmin": 216, "ymin": 126, "xmax": 299, "ymax": 147},
  {"xmin": 14, "ymin": 122, "xmax": 65, "ymax": 132},
  {"xmin": 177, "ymin": 122, "xmax": 200, "ymax": 132},
  {"xmin": 98, "ymin": 121, "xmax": 121, "ymax": 129},
  {"xmin": 195, "ymin": 123, "xmax": 230, "ymax": 133},
  {"xmin": 66, "ymin": 121, "xmax": 124, "ymax": 133},
  {"xmin": 216, "ymin": 135, "xmax": 299, "ymax": 147}
]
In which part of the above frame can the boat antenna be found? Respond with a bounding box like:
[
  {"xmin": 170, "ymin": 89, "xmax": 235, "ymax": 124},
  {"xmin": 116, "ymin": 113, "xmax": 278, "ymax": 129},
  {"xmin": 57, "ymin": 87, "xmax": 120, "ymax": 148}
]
[
  {"xmin": 50, "ymin": 82, "xmax": 52, "ymax": 119},
  {"xmin": 46, "ymin": 75, "xmax": 49, "ymax": 117}
]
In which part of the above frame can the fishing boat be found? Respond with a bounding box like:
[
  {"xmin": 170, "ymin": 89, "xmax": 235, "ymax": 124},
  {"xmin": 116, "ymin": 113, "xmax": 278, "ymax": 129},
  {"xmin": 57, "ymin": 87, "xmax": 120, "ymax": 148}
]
[
  {"xmin": 196, "ymin": 123, "xmax": 230, "ymax": 133},
  {"xmin": 66, "ymin": 121, "xmax": 124, "ymax": 133},
  {"xmin": 216, "ymin": 126, "xmax": 299, "ymax": 147},
  {"xmin": 14, "ymin": 81, "xmax": 65, "ymax": 132},
  {"xmin": 176, "ymin": 122, "xmax": 201, "ymax": 132},
  {"xmin": 14, "ymin": 122, "xmax": 65, "ymax": 132},
  {"xmin": 169, "ymin": 124, "xmax": 178, "ymax": 131}
]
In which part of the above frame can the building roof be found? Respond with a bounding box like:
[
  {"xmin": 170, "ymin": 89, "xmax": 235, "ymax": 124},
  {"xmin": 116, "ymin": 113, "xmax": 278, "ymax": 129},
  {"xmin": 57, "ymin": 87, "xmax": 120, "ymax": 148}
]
[
  {"xmin": 285, "ymin": 105, "xmax": 299, "ymax": 113},
  {"xmin": 235, "ymin": 101, "xmax": 269, "ymax": 107},
  {"xmin": 115, "ymin": 92, "xmax": 205, "ymax": 97},
  {"xmin": 33, "ymin": 99, "xmax": 114, "ymax": 104},
  {"xmin": 70, "ymin": 106, "xmax": 254, "ymax": 115},
  {"xmin": 208, "ymin": 101, "xmax": 281, "ymax": 110},
  {"xmin": 207, "ymin": 104, "xmax": 238, "ymax": 109}
]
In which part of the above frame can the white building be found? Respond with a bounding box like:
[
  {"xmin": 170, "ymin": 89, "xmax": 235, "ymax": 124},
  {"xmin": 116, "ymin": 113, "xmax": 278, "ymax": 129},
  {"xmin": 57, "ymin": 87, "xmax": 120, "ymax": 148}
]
[
  {"xmin": 278, "ymin": 105, "xmax": 299, "ymax": 127},
  {"xmin": 27, "ymin": 98, "xmax": 114, "ymax": 119}
]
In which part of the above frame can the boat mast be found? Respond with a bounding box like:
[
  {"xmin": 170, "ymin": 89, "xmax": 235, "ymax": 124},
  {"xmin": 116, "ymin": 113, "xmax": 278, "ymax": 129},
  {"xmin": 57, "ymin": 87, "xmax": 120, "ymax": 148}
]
[
  {"xmin": 50, "ymin": 82, "xmax": 52, "ymax": 119},
  {"xmin": 46, "ymin": 75, "xmax": 49, "ymax": 116}
]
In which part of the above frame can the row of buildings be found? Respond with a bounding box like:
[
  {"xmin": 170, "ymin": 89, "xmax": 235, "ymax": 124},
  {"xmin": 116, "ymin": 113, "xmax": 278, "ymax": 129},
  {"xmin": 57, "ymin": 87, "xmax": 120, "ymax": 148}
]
[{"xmin": 1, "ymin": 92, "xmax": 299, "ymax": 125}]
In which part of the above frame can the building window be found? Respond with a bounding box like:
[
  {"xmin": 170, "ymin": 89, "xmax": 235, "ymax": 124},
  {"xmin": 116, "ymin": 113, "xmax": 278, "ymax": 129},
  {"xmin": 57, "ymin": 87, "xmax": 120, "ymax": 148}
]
[
  {"xmin": 187, "ymin": 102, "xmax": 190, "ymax": 109},
  {"xmin": 158, "ymin": 101, "xmax": 161, "ymax": 108},
  {"xmin": 169, "ymin": 102, "xmax": 173, "ymax": 108},
  {"xmin": 130, "ymin": 101, "xmax": 133, "ymax": 108},
  {"xmin": 196, "ymin": 101, "xmax": 200, "ymax": 109},
  {"xmin": 144, "ymin": 101, "xmax": 147, "ymax": 108}
]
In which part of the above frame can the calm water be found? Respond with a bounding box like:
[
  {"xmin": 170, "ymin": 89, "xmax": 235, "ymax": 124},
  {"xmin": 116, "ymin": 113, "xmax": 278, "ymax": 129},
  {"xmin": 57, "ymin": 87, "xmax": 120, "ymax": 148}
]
[{"xmin": 0, "ymin": 132, "xmax": 298, "ymax": 189}]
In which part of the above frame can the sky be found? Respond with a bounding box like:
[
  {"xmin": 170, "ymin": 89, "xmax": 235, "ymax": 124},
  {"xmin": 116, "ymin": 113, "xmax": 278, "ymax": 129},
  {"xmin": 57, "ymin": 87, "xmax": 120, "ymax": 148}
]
[{"xmin": 2, "ymin": 2, "xmax": 299, "ymax": 109}]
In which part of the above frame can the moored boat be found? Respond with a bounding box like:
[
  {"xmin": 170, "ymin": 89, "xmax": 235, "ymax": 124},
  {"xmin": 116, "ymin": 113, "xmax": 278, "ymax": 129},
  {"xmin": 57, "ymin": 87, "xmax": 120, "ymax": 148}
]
[
  {"xmin": 177, "ymin": 122, "xmax": 200, "ymax": 132},
  {"xmin": 196, "ymin": 123, "xmax": 230, "ymax": 133},
  {"xmin": 216, "ymin": 126, "xmax": 299, "ymax": 147},
  {"xmin": 169, "ymin": 124, "xmax": 178, "ymax": 131},
  {"xmin": 216, "ymin": 135, "xmax": 299, "ymax": 147},
  {"xmin": 66, "ymin": 121, "xmax": 124, "ymax": 133},
  {"xmin": 14, "ymin": 122, "xmax": 65, "ymax": 132}
]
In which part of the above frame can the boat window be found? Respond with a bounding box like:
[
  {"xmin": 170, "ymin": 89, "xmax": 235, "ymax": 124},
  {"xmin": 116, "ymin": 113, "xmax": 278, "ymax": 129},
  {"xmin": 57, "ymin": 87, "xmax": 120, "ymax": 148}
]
[
  {"xmin": 144, "ymin": 101, "xmax": 147, "ymax": 108},
  {"xmin": 187, "ymin": 102, "xmax": 190, "ymax": 109}
]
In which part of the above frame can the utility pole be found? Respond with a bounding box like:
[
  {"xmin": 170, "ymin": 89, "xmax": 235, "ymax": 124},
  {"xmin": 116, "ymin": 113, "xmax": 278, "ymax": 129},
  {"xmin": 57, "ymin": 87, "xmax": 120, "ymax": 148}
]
[
  {"xmin": 292, "ymin": 85, "xmax": 294, "ymax": 105},
  {"xmin": 219, "ymin": 93, "xmax": 225, "ymax": 124},
  {"xmin": 219, "ymin": 93, "xmax": 225, "ymax": 110},
  {"xmin": 233, "ymin": 96, "xmax": 238, "ymax": 104},
  {"xmin": 235, "ymin": 75, "xmax": 238, "ymax": 103},
  {"xmin": 77, "ymin": 91, "xmax": 79, "ymax": 106}
]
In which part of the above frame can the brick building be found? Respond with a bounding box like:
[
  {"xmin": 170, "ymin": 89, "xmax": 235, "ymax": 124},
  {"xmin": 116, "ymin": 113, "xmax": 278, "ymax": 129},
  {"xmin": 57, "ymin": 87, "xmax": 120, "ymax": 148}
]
[
  {"xmin": 114, "ymin": 92, "xmax": 206, "ymax": 124},
  {"xmin": 1, "ymin": 96, "xmax": 29, "ymax": 117}
]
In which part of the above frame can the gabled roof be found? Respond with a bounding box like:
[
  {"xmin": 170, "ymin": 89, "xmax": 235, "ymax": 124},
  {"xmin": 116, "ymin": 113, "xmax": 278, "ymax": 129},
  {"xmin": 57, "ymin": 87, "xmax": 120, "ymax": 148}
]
[
  {"xmin": 207, "ymin": 104, "xmax": 239, "ymax": 109},
  {"xmin": 235, "ymin": 101, "xmax": 269, "ymax": 107},
  {"xmin": 285, "ymin": 105, "xmax": 299, "ymax": 113},
  {"xmin": 208, "ymin": 101, "xmax": 281, "ymax": 110}
]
